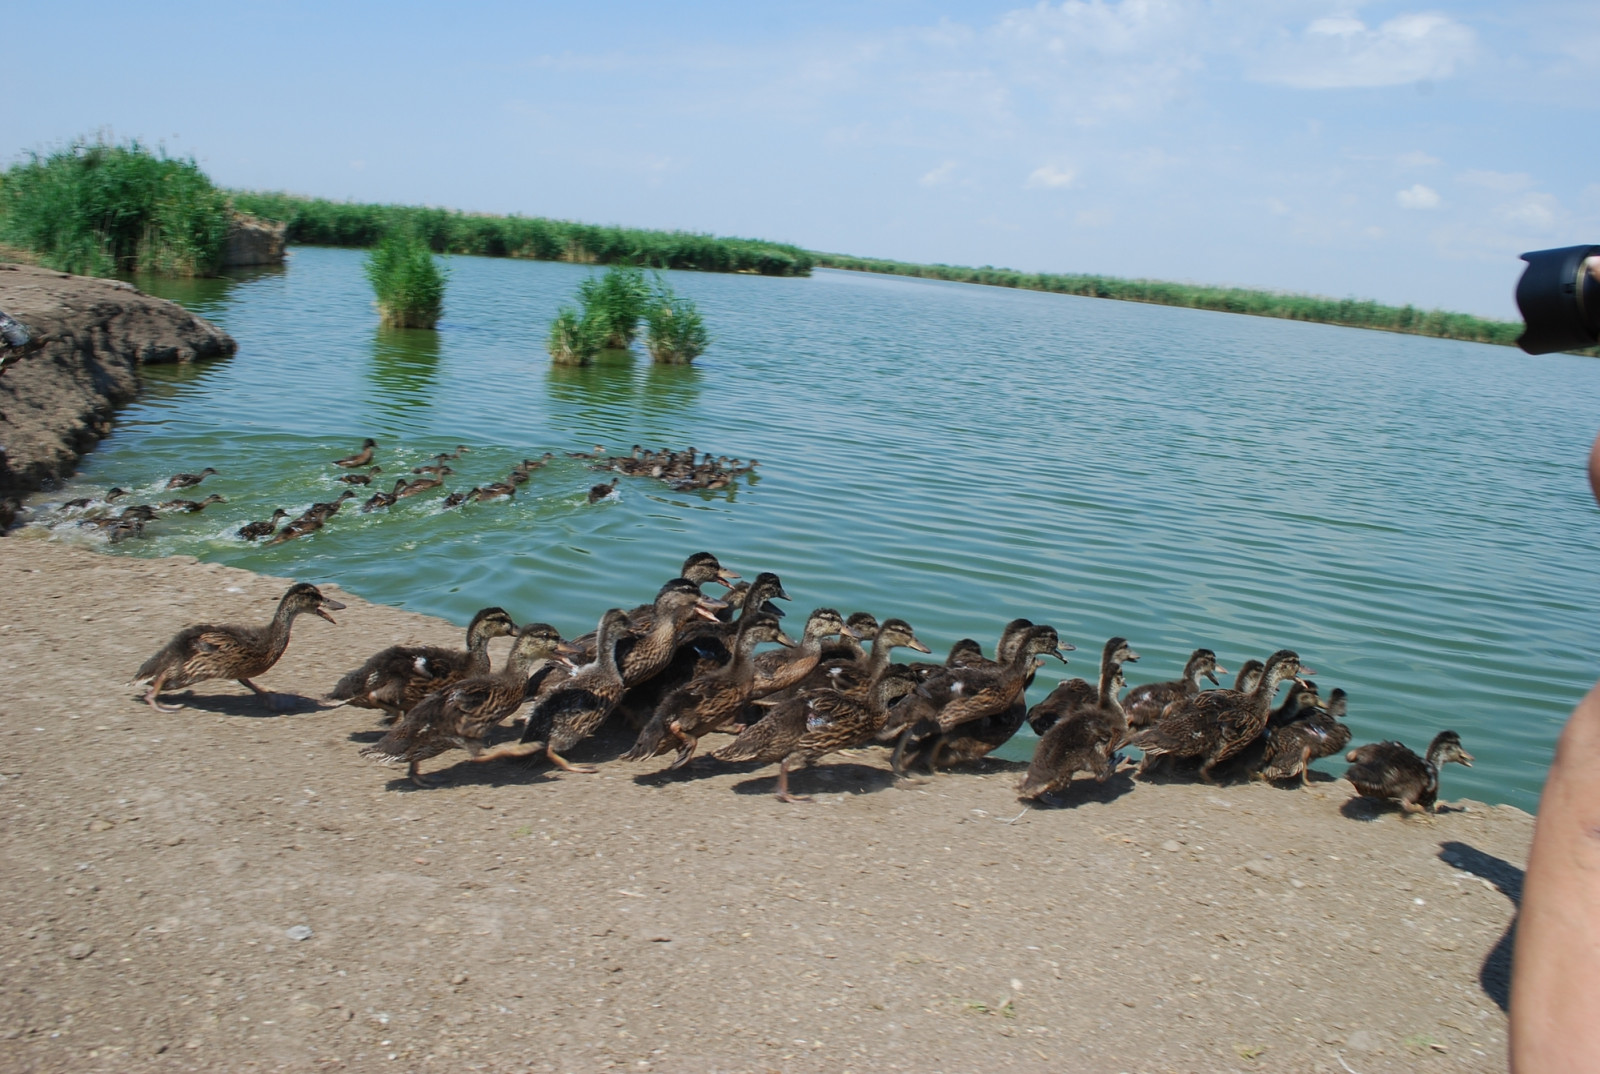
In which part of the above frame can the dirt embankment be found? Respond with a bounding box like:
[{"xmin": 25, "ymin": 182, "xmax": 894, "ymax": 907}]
[
  {"xmin": 0, "ymin": 538, "xmax": 1531, "ymax": 1073},
  {"xmin": 0, "ymin": 262, "xmax": 235, "ymax": 518}
]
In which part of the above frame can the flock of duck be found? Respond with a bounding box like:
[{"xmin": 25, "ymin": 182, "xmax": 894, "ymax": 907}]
[
  {"xmin": 131, "ymin": 550, "xmax": 1474, "ymax": 815},
  {"xmin": 52, "ymin": 438, "xmax": 756, "ymax": 547}
]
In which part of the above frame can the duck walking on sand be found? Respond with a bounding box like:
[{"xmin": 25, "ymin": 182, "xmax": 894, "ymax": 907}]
[
  {"xmin": 1018, "ymin": 637, "xmax": 1139, "ymax": 799},
  {"xmin": 359, "ymin": 624, "xmax": 568, "ymax": 787},
  {"xmin": 1345, "ymin": 730, "xmax": 1473, "ymax": 815},
  {"xmin": 132, "ymin": 582, "xmax": 344, "ymax": 712},
  {"xmin": 165, "ymin": 467, "xmax": 217, "ymax": 490},
  {"xmin": 327, "ymin": 607, "xmax": 520, "ymax": 722},
  {"xmin": 334, "ymin": 439, "xmax": 377, "ymax": 467},
  {"xmin": 1121, "ymin": 648, "xmax": 1226, "ymax": 730}
]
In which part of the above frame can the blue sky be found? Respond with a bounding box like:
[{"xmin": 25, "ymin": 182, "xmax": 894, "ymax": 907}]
[{"xmin": 9, "ymin": 1, "xmax": 1599, "ymax": 317}]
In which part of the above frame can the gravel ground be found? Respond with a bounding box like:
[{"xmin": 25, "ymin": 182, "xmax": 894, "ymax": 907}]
[{"xmin": 0, "ymin": 538, "xmax": 1531, "ymax": 1073}]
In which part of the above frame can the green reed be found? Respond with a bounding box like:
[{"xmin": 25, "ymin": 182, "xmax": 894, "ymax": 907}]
[
  {"xmin": 364, "ymin": 232, "xmax": 447, "ymax": 328},
  {"xmin": 0, "ymin": 139, "xmax": 230, "ymax": 277},
  {"xmin": 230, "ymin": 191, "xmax": 814, "ymax": 278},
  {"xmin": 644, "ymin": 279, "xmax": 708, "ymax": 364},
  {"xmin": 814, "ymin": 253, "xmax": 1529, "ymax": 348}
]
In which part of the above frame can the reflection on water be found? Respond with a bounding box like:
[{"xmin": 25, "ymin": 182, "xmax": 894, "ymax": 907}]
[
  {"xmin": 43, "ymin": 246, "xmax": 1600, "ymax": 813},
  {"xmin": 130, "ymin": 262, "xmax": 287, "ymax": 323},
  {"xmin": 369, "ymin": 327, "xmax": 441, "ymax": 411}
]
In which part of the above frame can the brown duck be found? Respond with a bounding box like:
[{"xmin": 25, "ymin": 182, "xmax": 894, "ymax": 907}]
[
  {"xmin": 133, "ymin": 582, "xmax": 344, "ymax": 711},
  {"xmin": 1131, "ymin": 649, "xmax": 1310, "ymax": 782},
  {"xmin": 1121, "ymin": 648, "xmax": 1226, "ymax": 729},
  {"xmin": 165, "ymin": 467, "xmax": 216, "ymax": 490},
  {"xmin": 1345, "ymin": 729, "xmax": 1473, "ymax": 815},
  {"xmin": 1256, "ymin": 687, "xmax": 1351, "ymax": 784},
  {"xmin": 1018, "ymin": 638, "xmax": 1138, "ymax": 798},
  {"xmin": 715, "ymin": 620, "xmax": 928, "ymax": 801},
  {"xmin": 334, "ymin": 439, "xmax": 377, "ymax": 467},
  {"xmin": 359, "ymin": 623, "xmax": 567, "ymax": 787},
  {"xmin": 622, "ymin": 613, "xmax": 796, "ymax": 769},
  {"xmin": 326, "ymin": 607, "xmax": 519, "ymax": 722}
]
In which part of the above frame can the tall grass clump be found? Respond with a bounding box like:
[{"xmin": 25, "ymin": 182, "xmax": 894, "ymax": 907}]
[
  {"xmin": 230, "ymin": 191, "xmax": 814, "ymax": 277},
  {"xmin": 644, "ymin": 279, "xmax": 708, "ymax": 364},
  {"xmin": 577, "ymin": 267, "xmax": 651, "ymax": 348},
  {"xmin": 0, "ymin": 139, "xmax": 230, "ymax": 277},
  {"xmin": 364, "ymin": 232, "xmax": 447, "ymax": 328},
  {"xmin": 547, "ymin": 305, "xmax": 605, "ymax": 365}
]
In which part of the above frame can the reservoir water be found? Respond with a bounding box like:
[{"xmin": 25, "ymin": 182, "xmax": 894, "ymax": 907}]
[{"xmin": 36, "ymin": 246, "xmax": 1600, "ymax": 813}]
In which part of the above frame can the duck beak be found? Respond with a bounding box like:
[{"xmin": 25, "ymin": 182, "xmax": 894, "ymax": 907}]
[
  {"xmin": 693, "ymin": 603, "xmax": 723, "ymax": 622},
  {"xmin": 775, "ymin": 631, "xmax": 799, "ymax": 648},
  {"xmin": 1459, "ymin": 751, "xmax": 1475, "ymax": 767},
  {"xmin": 841, "ymin": 624, "xmax": 862, "ymax": 639},
  {"xmin": 555, "ymin": 640, "xmax": 583, "ymax": 657},
  {"xmin": 1125, "ymin": 650, "xmax": 1141, "ymax": 662},
  {"xmin": 908, "ymin": 636, "xmax": 932, "ymax": 654},
  {"xmin": 715, "ymin": 568, "xmax": 740, "ymax": 588},
  {"xmin": 1207, "ymin": 667, "xmax": 1225, "ymax": 683},
  {"xmin": 1049, "ymin": 647, "xmax": 1069, "ymax": 663},
  {"xmin": 316, "ymin": 598, "xmax": 345, "ymax": 624}
]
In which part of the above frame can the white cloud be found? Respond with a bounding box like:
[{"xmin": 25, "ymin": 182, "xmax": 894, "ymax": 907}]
[
  {"xmin": 1254, "ymin": 12, "xmax": 1476, "ymax": 89},
  {"xmin": 919, "ymin": 160, "xmax": 960, "ymax": 187},
  {"xmin": 1460, "ymin": 169, "xmax": 1533, "ymax": 192},
  {"xmin": 1396, "ymin": 184, "xmax": 1442, "ymax": 209},
  {"xmin": 1026, "ymin": 163, "xmax": 1077, "ymax": 189},
  {"xmin": 1502, "ymin": 193, "xmax": 1559, "ymax": 232},
  {"xmin": 1396, "ymin": 150, "xmax": 1440, "ymax": 168}
]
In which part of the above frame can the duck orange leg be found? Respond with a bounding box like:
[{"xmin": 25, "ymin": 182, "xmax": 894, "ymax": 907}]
[
  {"xmin": 776, "ymin": 759, "xmax": 813, "ymax": 804},
  {"xmin": 546, "ymin": 745, "xmax": 598, "ymax": 775},
  {"xmin": 143, "ymin": 670, "xmax": 182, "ymax": 713},
  {"xmin": 239, "ymin": 677, "xmax": 295, "ymax": 711}
]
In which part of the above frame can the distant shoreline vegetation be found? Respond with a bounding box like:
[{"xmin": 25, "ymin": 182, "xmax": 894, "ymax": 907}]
[
  {"xmin": 813, "ymin": 253, "xmax": 1531, "ymax": 350},
  {"xmin": 229, "ymin": 192, "xmax": 813, "ymax": 278}
]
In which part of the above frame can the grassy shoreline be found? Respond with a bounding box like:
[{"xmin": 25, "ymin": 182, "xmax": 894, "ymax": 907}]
[
  {"xmin": 813, "ymin": 252, "xmax": 1530, "ymax": 349},
  {"xmin": 230, "ymin": 191, "xmax": 813, "ymax": 278}
]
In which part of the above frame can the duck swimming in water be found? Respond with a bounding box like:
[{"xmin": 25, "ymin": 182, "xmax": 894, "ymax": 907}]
[{"xmin": 334, "ymin": 439, "xmax": 377, "ymax": 467}]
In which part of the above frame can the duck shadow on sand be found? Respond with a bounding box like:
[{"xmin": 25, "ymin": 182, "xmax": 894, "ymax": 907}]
[
  {"xmin": 1023, "ymin": 769, "xmax": 1138, "ymax": 809},
  {"xmin": 1338, "ymin": 795, "xmax": 1471, "ymax": 822},
  {"xmin": 730, "ymin": 761, "xmax": 901, "ymax": 799},
  {"xmin": 145, "ymin": 691, "xmax": 323, "ymax": 718},
  {"xmin": 1439, "ymin": 840, "xmax": 1522, "ymax": 1012}
]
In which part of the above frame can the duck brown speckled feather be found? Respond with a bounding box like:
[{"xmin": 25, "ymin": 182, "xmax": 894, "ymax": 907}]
[{"xmin": 326, "ymin": 607, "xmax": 519, "ymax": 722}]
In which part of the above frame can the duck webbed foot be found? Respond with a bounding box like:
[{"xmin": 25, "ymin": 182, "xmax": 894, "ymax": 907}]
[
  {"xmin": 239, "ymin": 678, "xmax": 300, "ymax": 711},
  {"xmin": 775, "ymin": 760, "xmax": 813, "ymax": 804},
  {"xmin": 546, "ymin": 747, "xmax": 598, "ymax": 775},
  {"xmin": 408, "ymin": 762, "xmax": 436, "ymax": 788}
]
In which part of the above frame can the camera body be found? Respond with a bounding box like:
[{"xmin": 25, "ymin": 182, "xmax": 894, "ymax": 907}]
[{"xmin": 1516, "ymin": 245, "xmax": 1600, "ymax": 355}]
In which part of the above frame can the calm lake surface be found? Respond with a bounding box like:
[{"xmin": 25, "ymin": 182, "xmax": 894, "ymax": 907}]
[{"xmin": 37, "ymin": 246, "xmax": 1600, "ymax": 812}]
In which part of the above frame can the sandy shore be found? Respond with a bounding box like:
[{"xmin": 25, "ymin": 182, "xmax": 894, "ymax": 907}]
[{"xmin": 0, "ymin": 537, "xmax": 1530, "ymax": 1073}]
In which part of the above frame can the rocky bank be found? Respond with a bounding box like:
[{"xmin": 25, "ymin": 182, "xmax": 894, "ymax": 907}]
[{"xmin": 0, "ymin": 262, "xmax": 236, "ymax": 521}]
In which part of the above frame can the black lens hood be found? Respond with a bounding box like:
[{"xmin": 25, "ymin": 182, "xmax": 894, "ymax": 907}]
[{"xmin": 1516, "ymin": 244, "xmax": 1600, "ymax": 354}]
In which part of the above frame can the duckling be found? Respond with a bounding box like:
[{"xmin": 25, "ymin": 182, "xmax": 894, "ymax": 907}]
[
  {"xmin": 441, "ymin": 490, "xmax": 469, "ymax": 509},
  {"xmin": 60, "ymin": 496, "xmax": 95, "ymax": 510},
  {"xmin": 80, "ymin": 504, "xmax": 159, "ymax": 530},
  {"xmin": 1018, "ymin": 640, "xmax": 1136, "ymax": 798},
  {"xmin": 396, "ymin": 474, "xmax": 443, "ymax": 497},
  {"xmin": 327, "ymin": 607, "xmax": 519, "ymax": 722},
  {"xmin": 238, "ymin": 508, "xmax": 290, "ymax": 541},
  {"xmin": 363, "ymin": 478, "xmax": 409, "ymax": 511},
  {"xmin": 107, "ymin": 518, "xmax": 146, "ymax": 544},
  {"xmin": 471, "ymin": 482, "xmax": 517, "ymax": 501},
  {"xmin": 337, "ymin": 466, "xmax": 382, "ymax": 486},
  {"xmin": 298, "ymin": 491, "xmax": 356, "ymax": 524},
  {"xmin": 438, "ymin": 445, "xmax": 470, "ymax": 460},
  {"xmin": 1232, "ymin": 660, "xmax": 1264, "ymax": 693},
  {"xmin": 887, "ymin": 625, "xmax": 1070, "ymax": 775},
  {"xmin": 715, "ymin": 620, "xmax": 929, "ymax": 801},
  {"xmin": 334, "ymin": 439, "xmax": 377, "ymax": 467},
  {"xmin": 1256, "ymin": 687, "xmax": 1351, "ymax": 785},
  {"xmin": 926, "ymin": 624, "xmax": 1099, "ymax": 769},
  {"xmin": 750, "ymin": 608, "xmax": 852, "ymax": 699},
  {"xmin": 359, "ymin": 623, "xmax": 566, "ymax": 787},
  {"xmin": 506, "ymin": 469, "xmax": 531, "ymax": 487},
  {"xmin": 1345, "ymin": 729, "xmax": 1473, "ymax": 815},
  {"xmin": 1122, "ymin": 648, "xmax": 1226, "ymax": 729},
  {"xmin": 567, "ymin": 444, "xmax": 606, "ymax": 459},
  {"xmin": 132, "ymin": 582, "xmax": 344, "ymax": 711},
  {"xmin": 515, "ymin": 453, "xmax": 554, "ymax": 472},
  {"xmin": 1026, "ymin": 636, "xmax": 1141, "ymax": 739},
  {"xmin": 588, "ymin": 478, "xmax": 619, "ymax": 504},
  {"xmin": 1132, "ymin": 649, "xmax": 1310, "ymax": 783},
  {"xmin": 158, "ymin": 493, "xmax": 227, "ymax": 513},
  {"xmin": 265, "ymin": 516, "xmax": 323, "ymax": 544},
  {"xmin": 412, "ymin": 463, "xmax": 455, "ymax": 477},
  {"xmin": 105, "ymin": 487, "xmax": 127, "ymax": 502},
  {"xmin": 617, "ymin": 582, "xmax": 727, "ymax": 688},
  {"xmin": 818, "ymin": 612, "xmax": 879, "ymax": 665},
  {"xmin": 165, "ymin": 467, "xmax": 217, "ymax": 490},
  {"xmin": 622, "ymin": 613, "xmax": 797, "ymax": 769}
]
